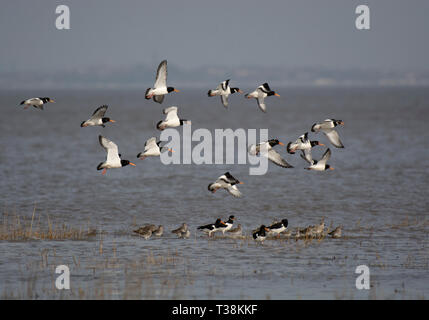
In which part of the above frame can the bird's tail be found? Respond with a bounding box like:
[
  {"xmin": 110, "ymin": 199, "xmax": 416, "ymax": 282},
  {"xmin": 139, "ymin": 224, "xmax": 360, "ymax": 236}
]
[
  {"xmin": 20, "ymin": 100, "xmax": 26, "ymax": 105},
  {"xmin": 207, "ymin": 90, "xmax": 213, "ymax": 97},
  {"xmin": 96, "ymin": 162, "xmax": 104, "ymax": 170},
  {"xmin": 156, "ymin": 120, "xmax": 163, "ymax": 130},
  {"xmin": 311, "ymin": 123, "xmax": 317, "ymax": 132},
  {"xmin": 145, "ymin": 88, "xmax": 151, "ymax": 99},
  {"xmin": 286, "ymin": 142, "xmax": 295, "ymax": 154}
]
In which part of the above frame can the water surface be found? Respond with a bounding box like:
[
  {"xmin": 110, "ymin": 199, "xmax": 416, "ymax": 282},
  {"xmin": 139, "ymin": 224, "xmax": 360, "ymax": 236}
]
[{"xmin": 0, "ymin": 87, "xmax": 428, "ymax": 299}]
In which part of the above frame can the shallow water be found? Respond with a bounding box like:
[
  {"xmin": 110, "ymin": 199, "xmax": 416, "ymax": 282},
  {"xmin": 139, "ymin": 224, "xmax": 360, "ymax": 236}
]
[{"xmin": 0, "ymin": 87, "xmax": 428, "ymax": 299}]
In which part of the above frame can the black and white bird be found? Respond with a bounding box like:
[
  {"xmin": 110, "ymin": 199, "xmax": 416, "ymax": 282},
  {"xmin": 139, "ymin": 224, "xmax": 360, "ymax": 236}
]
[
  {"xmin": 137, "ymin": 137, "xmax": 173, "ymax": 159},
  {"xmin": 97, "ymin": 135, "xmax": 136, "ymax": 175},
  {"xmin": 286, "ymin": 132, "xmax": 324, "ymax": 165},
  {"xmin": 299, "ymin": 150, "xmax": 316, "ymax": 166},
  {"xmin": 245, "ymin": 83, "xmax": 280, "ymax": 112},
  {"xmin": 268, "ymin": 219, "xmax": 289, "ymax": 238},
  {"xmin": 311, "ymin": 119, "xmax": 345, "ymax": 148},
  {"xmin": 80, "ymin": 105, "xmax": 115, "ymax": 128},
  {"xmin": 248, "ymin": 139, "xmax": 293, "ymax": 168},
  {"xmin": 145, "ymin": 60, "xmax": 179, "ymax": 104},
  {"xmin": 305, "ymin": 148, "xmax": 334, "ymax": 171},
  {"xmin": 208, "ymin": 172, "xmax": 244, "ymax": 198},
  {"xmin": 156, "ymin": 106, "xmax": 191, "ymax": 130},
  {"xmin": 197, "ymin": 218, "xmax": 226, "ymax": 237},
  {"xmin": 253, "ymin": 225, "xmax": 270, "ymax": 242},
  {"xmin": 208, "ymin": 79, "xmax": 243, "ymax": 108},
  {"xmin": 286, "ymin": 132, "xmax": 324, "ymax": 154},
  {"xmin": 217, "ymin": 215, "xmax": 235, "ymax": 235},
  {"xmin": 20, "ymin": 97, "xmax": 55, "ymax": 110}
]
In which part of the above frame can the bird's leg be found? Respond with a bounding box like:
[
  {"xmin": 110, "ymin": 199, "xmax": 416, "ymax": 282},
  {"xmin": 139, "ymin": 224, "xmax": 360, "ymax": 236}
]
[{"xmin": 102, "ymin": 168, "xmax": 107, "ymax": 175}]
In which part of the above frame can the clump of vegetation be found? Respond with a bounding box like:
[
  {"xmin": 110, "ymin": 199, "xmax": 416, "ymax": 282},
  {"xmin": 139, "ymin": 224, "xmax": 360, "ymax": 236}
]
[{"xmin": 0, "ymin": 208, "xmax": 96, "ymax": 241}]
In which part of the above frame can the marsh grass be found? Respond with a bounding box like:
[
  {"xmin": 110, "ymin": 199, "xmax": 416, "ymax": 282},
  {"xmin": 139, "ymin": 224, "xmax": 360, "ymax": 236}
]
[
  {"xmin": 0, "ymin": 209, "xmax": 96, "ymax": 241},
  {"xmin": 2, "ymin": 213, "xmax": 428, "ymax": 299}
]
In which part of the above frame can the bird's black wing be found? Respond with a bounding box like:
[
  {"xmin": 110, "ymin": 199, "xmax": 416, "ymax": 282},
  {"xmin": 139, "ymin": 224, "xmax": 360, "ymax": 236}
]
[
  {"xmin": 92, "ymin": 105, "xmax": 108, "ymax": 117},
  {"xmin": 269, "ymin": 222, "xmax": 283, "ymax": 229},
  {"xmin": 262, "ymin": 82, "xmax": 271, "ymax": 92},
  {"xmin": 197, "ymin": 223, "xmax": 214, "ymax": 230},
  {"xmin": 224, "ymin": 172, "xmax": 239, "ymax": 184}
]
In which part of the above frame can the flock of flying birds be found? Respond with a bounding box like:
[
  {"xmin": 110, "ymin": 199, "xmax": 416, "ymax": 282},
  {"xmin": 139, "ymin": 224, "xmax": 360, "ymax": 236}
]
[{"xmin": 19, "ymin": 59, "xmax": 345, "ymax": 242}]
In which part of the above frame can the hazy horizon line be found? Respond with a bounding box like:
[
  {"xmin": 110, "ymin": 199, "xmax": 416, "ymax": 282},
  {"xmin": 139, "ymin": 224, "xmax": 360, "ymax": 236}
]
[{"xmin": 2, "ymin": 63, "xmax": 429, "ymax": 90}]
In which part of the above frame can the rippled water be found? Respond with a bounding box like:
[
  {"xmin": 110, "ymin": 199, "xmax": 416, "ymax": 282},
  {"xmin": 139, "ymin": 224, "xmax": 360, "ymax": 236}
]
[{"xmin": 0, "ymin": 87, "xmax": 428, "ymax": 299}]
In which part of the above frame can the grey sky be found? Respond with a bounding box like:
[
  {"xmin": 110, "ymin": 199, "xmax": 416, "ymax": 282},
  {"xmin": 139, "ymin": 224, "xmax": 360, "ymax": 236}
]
[{"xmin": 1, "ymin": 0, "xmax": 428, "ymax": 73}]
